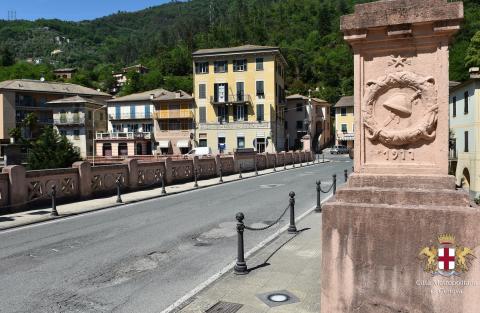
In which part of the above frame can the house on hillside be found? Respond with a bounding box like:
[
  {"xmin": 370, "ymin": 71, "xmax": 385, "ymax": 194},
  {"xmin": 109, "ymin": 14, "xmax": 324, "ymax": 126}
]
[
  {"xmin": 53, "ymin": 68, "xmax": 77, "ymax": 80},
  {"xmin": 192, "ymin": 45, "xmax": 287, "ymax": 153},
  {"xmin": 285, "ymin": 94, "xmax": 331, "ymax": 152},
  {"xmin": 334, "ymin": 96, "xmax": 355, "ymax": 149},
  {"xmin": 112, "ymin": 64, "xmax": 149, "ymax": 94},
  {"xmin": 449, "ymin": 67, "xmax": 480, "ymax": 198}
]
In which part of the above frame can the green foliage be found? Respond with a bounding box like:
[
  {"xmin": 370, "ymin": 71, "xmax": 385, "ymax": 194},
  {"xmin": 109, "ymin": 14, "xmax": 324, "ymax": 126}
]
[
  {"xmin": 0, "ymin": 0, "xmax": 478, "ymax": 99},
  {"xmin": 466, "ymin": 31, "xmax": 480, "ymax": 68},
  {"xmin": 0, "ymin": 46, "xmax": 15, "ymax": 66},
  {"xmin": 27, "ymin": 126, "xmax": 81, "ymax": 170}
]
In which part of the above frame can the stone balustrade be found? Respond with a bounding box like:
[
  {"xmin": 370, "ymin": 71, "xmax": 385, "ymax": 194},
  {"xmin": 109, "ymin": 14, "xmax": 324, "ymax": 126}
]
[{"xmin": 0, "ymin": 150, "xmax": 314, "ymax": 213}]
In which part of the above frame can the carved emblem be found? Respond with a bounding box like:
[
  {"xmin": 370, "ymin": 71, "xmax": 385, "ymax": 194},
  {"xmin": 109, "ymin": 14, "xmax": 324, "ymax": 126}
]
[{"xmin": 363, "ymin": 70, "xmax": 438, "ymax": 146}]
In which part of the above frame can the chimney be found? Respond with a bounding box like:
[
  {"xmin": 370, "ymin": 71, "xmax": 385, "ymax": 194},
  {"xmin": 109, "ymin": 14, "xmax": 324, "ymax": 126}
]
[{"xmin": 469, "ymin": 67, "xmax": 480, "ymax": 79}]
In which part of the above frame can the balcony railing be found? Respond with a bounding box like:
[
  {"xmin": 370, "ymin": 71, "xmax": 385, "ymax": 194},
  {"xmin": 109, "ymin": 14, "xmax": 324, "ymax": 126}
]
[
  {"xmin": 153, "ymin": 110, "xmax": 194, "ymax": 119},
  {"xmin": 158, "ymin": 122, "xmax": 195, "ymax": 131},
  {"xmin": 54, "ymin": 116, "xmax": 85, "ymax": 125},
  {"xmin": 337, "ymin": 132, "xmax": 355, "ymax": 141},
  {"xmin": 108, "ymin": 112, "xmax": 153, "ymax": 120},
  {"xmin": 96, "ymin": 132, "xmax": 152, "ymax": 140},
  {"xmin": 210, "ymin": 94, "xmax": 253, "ymax": 105}
]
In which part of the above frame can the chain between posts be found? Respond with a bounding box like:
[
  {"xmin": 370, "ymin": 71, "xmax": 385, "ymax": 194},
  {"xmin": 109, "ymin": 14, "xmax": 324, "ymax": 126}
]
[{"xmin": 243, "ymin": 204, "xmax": 290, "ymax": 231}]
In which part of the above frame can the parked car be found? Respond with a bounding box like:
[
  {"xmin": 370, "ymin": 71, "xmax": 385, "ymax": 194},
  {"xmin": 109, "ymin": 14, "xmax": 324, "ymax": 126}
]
[
  {"xmin": 330, "ymin": 145, "xmax": 349, "ymax": 154},
  {"xmin": 185, "ymin": 147, "xmax": 212, "ymax": 156}
]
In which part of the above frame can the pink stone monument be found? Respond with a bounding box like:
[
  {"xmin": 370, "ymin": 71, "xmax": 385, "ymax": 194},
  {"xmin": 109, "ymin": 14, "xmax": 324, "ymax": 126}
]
[{"xmin": 321, "ymin": 1, "xmax": 480, "ymax": 312}]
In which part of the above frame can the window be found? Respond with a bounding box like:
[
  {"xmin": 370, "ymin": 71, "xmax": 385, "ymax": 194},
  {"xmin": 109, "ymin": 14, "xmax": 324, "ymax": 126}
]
[
  {"xmin": 115, "ymin": 106, "xmax": 121, "ymax": 119},
  {"xmin": 256, "ymin": 104, "xmax": 264, "ymax": 122},
  {"xmin": 237, "ymin": 137, "xmax": 245, "ymax": 149},
  {"xmin": 199, "ymin": 139, "xmax": 207, "ymax": 147},
  {"xmin": 88, "ymin": 111, "xmax": 93, "ymax": 120},
  {"xmin": 218, "ymin": 105, "xmax": 228, "ymax": 123},
  {"xmin": 199, "ymin": 107, "xmax": 206, "ymax": 123},
  {"xmin": 199, "ymin": 84, "xmax": 206, "ymax": 99},
  {"xmin": 236, "ymin": 82, "xmax": 244, "ymax": 101},
  {"xmin": 195, "ymin": 62, "xmax": 209, "ymax": 74},
  {"xmin": 235, "ymin": 105, "xmax": 245, "ymax": 121},
  {"xmin": 341, "ymin": 124, "xmax": 348, "ymax": 133},
  {"xmin": 256, "ymin": 58, "xmax": 264, "ymax": 71},
  {"xmin": 341, "ymin": 108, "xmax": 347, "ymax": 116},
  {"xmin": 256, "ymin": 81, "xmax": 264, "ymax": 97},
  {"xmin": 452, "ymin": 96, "xmax": 456, "ymax": 117},
  {"xmin": 464, "ymin": 91, "xmax": 469, "ymax": 114},
  {"xmin": 214, "ymin": 83, "xmax": 228, "ymax": 103},
  {"xmin": 143, "ymin": 123, "xmax": 153, "ymax": 132},
  {"xmin": 59, "ymin": 130, "xmax": 67, "ymax": 136},
  {"xmin": 296, "ymin": 121, "xmax": 303, "ymax": 130},
  {"xmin": 214, "ymin": 61, "xmax": 228, "ymax": 73},
  {"xmin": 145, "ymin": 105, "xmax": 151, "ymax": 118},
  {"xmin": 218, "ymin": 137, "xmax": 226, "ymax": 152},
  {"xmin": 130, "ymin": 105, "xmax": 136, "ymax": 118},
  {"xmin": 233, "ymin": 59, "xmax": 247, "ymax": 72},
  {"xmin": 296, "ymin": 103, "xmax": 303, "ymax": 112},
  {"xmin": 465, "ymin": 131, "xmax": 469, "ymax": 152},
  {"xmin": 73, "ymin": 129, "xmax": 80, "ymax": 139}
]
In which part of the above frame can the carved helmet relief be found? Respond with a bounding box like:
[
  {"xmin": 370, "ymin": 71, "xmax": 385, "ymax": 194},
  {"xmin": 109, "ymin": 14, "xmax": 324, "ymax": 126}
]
[{"xmin": 363, "ymin": 56, "xmax": 438, "ymax": 147}]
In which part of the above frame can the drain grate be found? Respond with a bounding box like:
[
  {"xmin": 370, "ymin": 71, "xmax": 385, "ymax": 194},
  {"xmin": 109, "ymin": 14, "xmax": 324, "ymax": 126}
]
[{"xmin": 205, "ymin": 301, "xmax": 243, "ymax": 313}]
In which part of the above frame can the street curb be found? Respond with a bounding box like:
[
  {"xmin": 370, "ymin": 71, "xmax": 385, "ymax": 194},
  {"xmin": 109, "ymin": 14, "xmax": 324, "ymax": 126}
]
[
  {"xmin": 161, "ymin": 193, "xmax": 334, "ymax": 313},
  {"xmin": 0, "ymin": 161, "xmax": 331, "ymax": 233}
]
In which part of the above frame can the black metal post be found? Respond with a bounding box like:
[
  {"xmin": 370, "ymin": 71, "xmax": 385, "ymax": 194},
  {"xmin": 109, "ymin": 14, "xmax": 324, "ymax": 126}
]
[
  {"xmin": 51, "ymin": 185, "xmax": 59, "ymax": 216},
  {"xmin": 273, "ymin": 157, "xmax": 277, "ymax": 172},
  {"xmin": 194, "ymin": 167, "xmax": 199, "ymax": 188},
  {"xmin": 283, "ymin": 156, "xmax": 286, "ymax": 170},
  {"xmin": 300, "ymin": 153, "xmax": 303, "ymax": 167},
  {"xmin": 234, "ymin": 212, "xmax": 248, "ymax": 275},
  {"xmin": 293, "ymin": 155, "xmax": 296, "ymax": 168},
  {"xmin": 315, "ymin": 180, "xmax": 321, "ymax": 213},
  {"xmin": 288, "ymin": 191, "xmax": 297, "ymax": 234},
  {"xmin": 160, "ymin": 171, "xmax": 167, "ymax": 195},
  {"xmin": 238, "ymin": 164, "xmax": 243, "ymax": 179},
  {"xmin": 219, "ymin": 162, "xmax": 224, "ymax": 183},
  {"xmin": 344, "ymin": 169, "xmax": 348, "ymax": 182},
  {"xmin": 333, "ymin": 174, "xmax": 337, "ymax": 195},
  {"xmin": 116, "ymin": 177, "xmax": 123, "ymax": 203},
  {"xmin": 322, "ymin": 153, "xmax": 325, "ymax": 163},
  {"xmin": 254, "ymin": 157, "xmax": 258, "ymax": 176}
]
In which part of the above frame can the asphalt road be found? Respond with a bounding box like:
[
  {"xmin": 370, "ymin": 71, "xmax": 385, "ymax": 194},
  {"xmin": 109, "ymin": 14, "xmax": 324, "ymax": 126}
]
[{"xmin": 0, "ymin": 154, "xmax": 352, "ymax": 313}]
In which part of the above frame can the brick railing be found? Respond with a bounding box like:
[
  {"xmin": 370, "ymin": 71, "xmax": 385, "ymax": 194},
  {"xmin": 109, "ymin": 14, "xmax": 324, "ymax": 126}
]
[{"xmin": 1, "ymin": 150, "xmax": 314, "ymax": 213}]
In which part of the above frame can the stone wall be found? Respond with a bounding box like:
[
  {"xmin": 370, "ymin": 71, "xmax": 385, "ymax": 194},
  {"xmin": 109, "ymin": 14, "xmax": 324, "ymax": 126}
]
[{"xmin": 0, "ymin": 151, "xmax": 310, "ymax": 213}]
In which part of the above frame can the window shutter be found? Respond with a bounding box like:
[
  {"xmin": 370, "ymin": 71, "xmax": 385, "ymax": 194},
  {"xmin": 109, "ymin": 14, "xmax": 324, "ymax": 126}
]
[
  {"xmin": 244, "ymin": 105, "xmax": 248, "ymax": 121},
  {"xmin": 199, "ymin": 107, "xmax": 206, "ymax": 123},
  {"xmin": 214, "ymin": 84, "xmax": 218, "ymax": 102},
  {"xmin": 225, "ymin": 83, "xmax": 229, "ymax": 102},
  {"xmin": 233, "ymin": 106, "xmax": 238, "ymax": 121}
]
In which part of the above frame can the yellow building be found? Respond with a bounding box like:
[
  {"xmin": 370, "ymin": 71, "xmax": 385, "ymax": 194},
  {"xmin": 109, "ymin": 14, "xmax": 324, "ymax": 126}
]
[
  {"xmin": 192, "ymin": 45, "xmax": 287, "ymax": 153},
  {"xmin": 334, "ymin": 96, "xmax": 354, "ymax": 149}
]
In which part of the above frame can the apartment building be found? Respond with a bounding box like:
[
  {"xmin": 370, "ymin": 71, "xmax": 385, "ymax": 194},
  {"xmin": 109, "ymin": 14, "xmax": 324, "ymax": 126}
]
[
  {"xmin": 449, "ymin": 67, "xmax": 480, "ymax": 197},
  {"xmin": 285, "ymin": 94, "xmax": 331, "ymax": 152},
  {"xmin": 48, "ymin": 96, "xmax": 107, "ymax": 158},
  {"xmin": 97, "ymin": 89, "xmax": 157, "ymax": 157},
  {"xmin": 152, "ymin": 90, "xmax": 195, "ymax": 155},
  {"xmin": 334, "ymin": 96, "xmax": 355, "ymax": 149},
  {"xmin": 112, "ymin": 64, "xmax": 149, "ymax": 94},
  {"xmin": 192, "ymin": 45, "xmax": 287, "ymax": 153},
  {"xmin": 0, "ymin": 79, "xmax": 111, "ymax": 144}
]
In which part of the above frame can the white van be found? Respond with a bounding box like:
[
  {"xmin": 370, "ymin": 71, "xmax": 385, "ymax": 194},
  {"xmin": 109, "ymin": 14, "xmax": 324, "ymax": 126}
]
[{"xmin": 185, "ymin": 147, "xmax": 212, "ymax": 156}]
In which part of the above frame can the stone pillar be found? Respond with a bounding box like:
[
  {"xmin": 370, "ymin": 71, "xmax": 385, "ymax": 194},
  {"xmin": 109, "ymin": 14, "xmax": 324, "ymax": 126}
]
[
  {"xmin": 3, "ymin": 165, "xmax": 26, "ymax": 208},
  {"xmin": 111, "ymin": 142, "xmax": 119, "ymax": 157},
  {"xmin": 193, "ymin": 155, "xmax": 199, "ymax": 177},
  {"xmin": 321, "ymin": 2, "xmax": 477, "ymax": 313},
  {"xmin": 164, "ymin": 157, "xmax": 173, "ymax": 184},
  {"xmin": 126, "ymin": 158, "xmax": 139, "ymax": 189},
  {"xmin": 72, "ymin": 161, "xmax": 92, "ymax": 199}
]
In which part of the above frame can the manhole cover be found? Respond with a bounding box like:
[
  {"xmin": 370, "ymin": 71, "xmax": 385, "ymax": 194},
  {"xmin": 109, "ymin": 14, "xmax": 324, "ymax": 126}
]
[
  {"xmin": 206, "ymin": 301, "xmax": 243, "ymax": 313},
  {"xmin": 256, "ymin": 290, "xmax": 300, "ymax": 307}
]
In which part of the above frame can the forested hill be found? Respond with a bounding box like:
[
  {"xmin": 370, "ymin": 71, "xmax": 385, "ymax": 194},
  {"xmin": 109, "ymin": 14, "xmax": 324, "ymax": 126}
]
[{"xmin": 0, "ymin": 0, "xmax": 479, "ymax": 103}]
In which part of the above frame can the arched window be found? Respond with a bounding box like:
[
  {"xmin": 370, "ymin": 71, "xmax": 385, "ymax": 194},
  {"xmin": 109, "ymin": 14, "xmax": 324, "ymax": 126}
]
[
  {"xmin": 136, "ymin": 143, "xmax": 143, "ymax": 155},
  {"xmin": 102, "ymin": 143, "xmax": 112, "ymax": 156},
  {"xmin": 118, "ymin": 143, "xmax": 128, "ymax": 156}
]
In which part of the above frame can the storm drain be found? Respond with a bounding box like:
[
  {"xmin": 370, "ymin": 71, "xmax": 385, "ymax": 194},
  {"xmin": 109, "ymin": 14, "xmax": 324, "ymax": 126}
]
[
  {"xmin": 256, "ymin": 290, "xmax": 300, "ymax": 307},
  {"xmin": 205, "ymin": 301, "xmax": 243, "ymax": 313}
]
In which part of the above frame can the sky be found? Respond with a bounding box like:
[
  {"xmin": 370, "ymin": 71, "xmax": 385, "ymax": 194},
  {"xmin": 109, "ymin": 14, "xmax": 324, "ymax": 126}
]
[{"xmin": 1, "ymin": 0, "xmax": 171, "ymax": 21}]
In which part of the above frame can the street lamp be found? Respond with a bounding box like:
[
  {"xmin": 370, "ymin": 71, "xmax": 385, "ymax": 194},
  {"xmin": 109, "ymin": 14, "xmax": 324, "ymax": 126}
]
[{"xmin": 92, "ymin": 104, "xmax": 107, "ymax": 166}]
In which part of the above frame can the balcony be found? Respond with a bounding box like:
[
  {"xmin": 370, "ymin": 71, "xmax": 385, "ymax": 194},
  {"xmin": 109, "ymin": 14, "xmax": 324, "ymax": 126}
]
[
  {"xmin": 54, "ymin": 115, "xmax": 85, "ymax": 125},
  {"xmin": 210, "ymin": 94, "xmax": 253, "ymax": 105},
  {"xmin": 96, "ymin": 132, "xmax": 152, "ymax": 140},
  {"xmin": 153, "ymin": 110, "xmax": 194, "ymax": 119},
  {"xmin": 108, "ymin": 112, "xmax": 153, "ymax": 120},
  {"xmin": 337, "ymin": 132, "xmax": 355, "ymax": 141},
  {"xmin": 449, "ymin": 149, "xmax": 458, "ymax": 161}
]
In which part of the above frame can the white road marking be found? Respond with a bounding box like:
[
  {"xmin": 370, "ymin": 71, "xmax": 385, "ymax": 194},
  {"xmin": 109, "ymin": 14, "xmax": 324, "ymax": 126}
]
[{"xmin": 159, "ymin": 193, "xmax": 333, "ymax": 313}]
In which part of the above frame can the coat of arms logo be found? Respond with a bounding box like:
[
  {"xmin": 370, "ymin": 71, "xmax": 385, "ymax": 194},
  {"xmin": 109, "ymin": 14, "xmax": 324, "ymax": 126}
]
[{"xmin": 419, "ymin": 234, "xmax": 476, "ymax": 277}]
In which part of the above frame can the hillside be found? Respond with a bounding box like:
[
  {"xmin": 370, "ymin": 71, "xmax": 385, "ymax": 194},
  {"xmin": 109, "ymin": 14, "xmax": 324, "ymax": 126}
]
[{"xmin": 0, "ymin": 0, "xmax": 479, "ymax": 103}]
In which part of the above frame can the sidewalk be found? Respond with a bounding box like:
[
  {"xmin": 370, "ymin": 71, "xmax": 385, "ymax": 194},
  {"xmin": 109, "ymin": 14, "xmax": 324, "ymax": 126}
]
[
  {"xmin": 177, "ymin": 211, "xmax": 322, "ymax": 313},
  {"xmin": 0, "ymin": 160, "xmax": 328, "ymax": 231}
]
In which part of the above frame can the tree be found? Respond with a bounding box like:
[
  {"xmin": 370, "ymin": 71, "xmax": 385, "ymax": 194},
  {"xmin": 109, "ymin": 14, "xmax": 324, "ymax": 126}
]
[
  {"xmin": 0, "ymin": 46, "xmax": 15, "ymax": 66},
  {"xmin": 27, "ymin": 126, "xmax": 81, "ymax": 170},
  {"xmin": 465, "ymin": 31, "xmax": 480, "ymax": 68},
  {"xmin": 22, "ymin": 112, "xmax": 38, "ymax": 139}
]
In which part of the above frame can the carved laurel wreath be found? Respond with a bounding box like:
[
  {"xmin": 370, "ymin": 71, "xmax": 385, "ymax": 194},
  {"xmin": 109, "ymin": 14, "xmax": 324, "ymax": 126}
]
[{"xmin": 363, "ymin": 71, "xmax": 438, "ymax": 146}]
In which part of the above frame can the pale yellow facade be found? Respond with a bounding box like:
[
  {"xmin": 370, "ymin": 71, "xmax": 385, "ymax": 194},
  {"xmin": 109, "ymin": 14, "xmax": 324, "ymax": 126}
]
[
  {"xmin": 334, "ymin": 97, "xmax": 355, "ymax": 149},
  {"xmin": 192, "ymin": 46, "xmax": 286, "ymax": 153}
]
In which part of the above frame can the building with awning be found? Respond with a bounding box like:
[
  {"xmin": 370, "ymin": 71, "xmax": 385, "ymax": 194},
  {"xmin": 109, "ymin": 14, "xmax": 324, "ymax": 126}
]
[{"xmin": 334, "ymin": 96, "xmax": 355, "ymax": 149}]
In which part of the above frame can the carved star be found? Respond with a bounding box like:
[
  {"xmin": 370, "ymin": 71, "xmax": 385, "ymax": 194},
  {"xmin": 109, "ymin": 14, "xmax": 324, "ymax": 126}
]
[{"xmin": 388, "ymin": 55, "xmax": 410, "ymax": 68}]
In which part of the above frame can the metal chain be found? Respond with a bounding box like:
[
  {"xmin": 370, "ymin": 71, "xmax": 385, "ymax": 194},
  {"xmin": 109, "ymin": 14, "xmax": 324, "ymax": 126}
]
[
  {"xmin": 320, "ymin": 182, "xmax": 334, "ymax": 193},
  {"xmin": 244, "ymin": 204, "xmax": 290, "ymax": 231}
]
